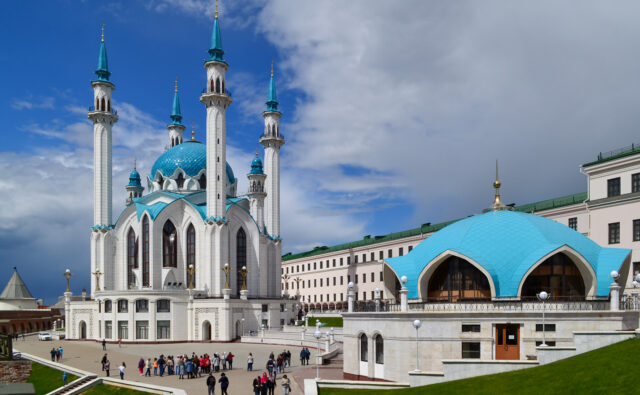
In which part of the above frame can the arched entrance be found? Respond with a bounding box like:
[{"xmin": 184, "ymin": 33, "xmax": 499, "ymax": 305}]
[
  {"xmin": 79, "ymin": 321, "xmax": 87, "ymax": 339},
  {"xmin": 202, "ymin": 321, "xmax": 211, "ymax": 341},
  {"xmin": 235, "ymin": 320, "xmax": 241, "ymax": 339},
  {"xmin": 425, "ymin": 256, "xmax": 491, "ymax": 302},
  {"xmin": 521, "ymin": 253, "xmax": 586, "ymax": 300}
]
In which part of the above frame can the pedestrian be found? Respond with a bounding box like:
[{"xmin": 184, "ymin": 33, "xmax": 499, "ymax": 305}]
[
  {"xmin": 219, "ymin": 372, "xmax": 229, "ymax": 395},
  {"xmin": 50, "ymin": 348, "xmax": 56, "ymax": 362},
  {"xmin": 58, "ymin": 346, "xmax": 63, "ymax": 360},
  {"xmin": 267, "ymin": 372, "xmax": 276, "ymax": 395},
  {"xmin": 159, "ymin": 355, "xmax": 166, "ymax": 376},
  {"xmin": 55, "ymin": 348, "xmax": 60, "ymax": 362},
  {"xmin": 118, "ymin": 338, "xmax": 122, "ymax": 347},
  {"xmin": 304, "ymin": 348, "xmax": 310, "ymax": 365},
  {"xmin": 248, "ymin": 352, "xmax": 254, "ymax": 371},
  {"xmin": 153, "ymin": 358, "xmax": 158, "ymax": 376},
  {"xmin": 281, "ymin": 375, "xmax": 291, "ymax": 395},
  {"xmin": 145, "ymin": 358, "xmax": 151, "ymax": 376},
  {"xmin": 177, "ymin": 356, "xmax": 185, "ymax": 379},
  {"xmin": 227, "ymin": 352, "xmax": 234, "ymax": 370},
  {"xmin": 206, "ymin": 372, "xmax": 216, "ymax": 395},
  {"xmin": 101, "ymin": 354, "xmax": 108, "ymax": 371},
  {"xmin": 299, "ymin": 349, "xmax": 305, "ymax": 366},
  {"xmin": 260, "ymin": 372, "xmax": 269, "ymax": 395},
  {"xmin": 167, "ymin": 355, "xmax": 174, "ymax": 375},
  {"xmin": 104, "ymin": 359, "xmax": 111, "ymax": 377},
  {"xmin": 138, "ymin": 358, "xmax": 145, "ymax": 375},
  {"xmin": 62, "ymin": 371, "xmax": 67, "ymax": 386},
  {"xmin": 118, "ymin": 361, "xmax": 126, "ymax": 380},
  {"xmin": 102, "ymin": 338, "xmax": 106, "ymax": 350},
  {"xmin": 222, "ymin": 352, "xmax": 227, "ymax": 370},
  {"xmin": 253, "ymin": 375, "xmax": 261, "ymax": 395},
  {"xmin": 186, "ymin": 359, "xmax": 193, "ymax": 379}
]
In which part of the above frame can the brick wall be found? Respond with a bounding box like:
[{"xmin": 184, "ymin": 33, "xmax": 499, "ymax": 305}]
[{"xmin": 0, "ymin": 360, "xmax": 32, "ymax": 383}]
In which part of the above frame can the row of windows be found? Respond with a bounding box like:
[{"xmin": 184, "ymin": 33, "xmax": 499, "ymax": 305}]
[
  {"xmin": 283, "ymin": 246, "xmax": 413, "ymax": 275},
  {"xmin": 608, "ymin": 220, "xmax": 640, "ymax": 244},
  {"xmin": 460, "ymin": 323, "xmax": 556, "ymax": 333},
  {"xmin": 284, "ymin": 271, "xmax": 385, "ymax": 291},
  {"xmin": 300, "ymin": 289, "xmax": 386, "ymax": 303},
  {"xmin": 104, "ymin": 320, "xmax": 170, "ymax": 340},
  {"xmin": 102, "ymin": 299, "xmax": 170, "ymax": 313},
  {"xmin": 607, "ymin": 173, "xmax": 640, "ymax": 198}
]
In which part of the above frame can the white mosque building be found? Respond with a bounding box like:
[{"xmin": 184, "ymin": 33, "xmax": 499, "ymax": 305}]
[{"xmin": 65, "ymin": 11, "xmax": 296, "ymax": 342}]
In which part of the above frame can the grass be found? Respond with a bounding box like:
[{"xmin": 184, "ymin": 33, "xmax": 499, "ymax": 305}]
[
  {"xmin": 27, "ymin": 362, "xmax": 79, "ymax": 395},
  {"xmin": 311, "ymin": 317, "xmax": 343, "ymax": 328},
  {"xmin": 319, "ymin": 338, "xmax": 640, "ymax": 394},
  {"xmin": 82, "ymin": 383, "xmax": 150, "ymax": 394}
]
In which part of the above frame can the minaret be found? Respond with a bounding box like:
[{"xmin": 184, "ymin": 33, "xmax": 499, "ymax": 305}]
[
  {"xmin": 88, "ymin": 24, "xmax": 118, "ymax": 226},
  {"xmin": 200, "ymin": 3, "xmax": 232, "ymax": 221},
  {"xmin": 259, "ymin": 61, "xmax": 285, "ymax": 237},
  {"xmin": 247, "ymin": 149, "xmax": 267, "ymax": 232},
  {"xmin": 168, "ymin": 77, "xmax": 186, "ymax": 148},
  {"xmin": 126, "ymin": 160, "xmax": 144, "ymax": 205}
]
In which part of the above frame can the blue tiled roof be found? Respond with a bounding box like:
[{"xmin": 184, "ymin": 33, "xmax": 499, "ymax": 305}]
[
  {"xmin": 250, "ymin": 155, "xmax": 264, "ymax": 175},
  {"xmin": 128, "ymin": 169, "xmax": 142, "ymax": 187},
  {"xmin": 150, "ymin": 140, "xmax": 235, "ymax": 184},
  {"xmin": 386, "ymin": 210, "xmax": 630, "ymax": 298}
]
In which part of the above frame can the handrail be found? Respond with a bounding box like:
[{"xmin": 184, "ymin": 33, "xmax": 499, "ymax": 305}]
[{"xmin": 88, "ymin": 106, "xmax": 117, "ymax": 116}]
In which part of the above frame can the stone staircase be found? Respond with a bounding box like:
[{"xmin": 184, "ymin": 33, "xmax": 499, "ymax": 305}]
[{"xmin": 47, "ymin": 374, "xmax": 98, "ymax": 395}]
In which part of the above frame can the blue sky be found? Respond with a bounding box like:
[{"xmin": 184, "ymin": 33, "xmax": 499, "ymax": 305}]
[{"xmin": 2, "ymin": 1, "xmax": 640, "ymax": 302}]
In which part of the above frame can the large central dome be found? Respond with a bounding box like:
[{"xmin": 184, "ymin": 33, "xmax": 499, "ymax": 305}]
[{"xmin": 150, "ymin": 140, "xmax": 236, "ymax": 184}]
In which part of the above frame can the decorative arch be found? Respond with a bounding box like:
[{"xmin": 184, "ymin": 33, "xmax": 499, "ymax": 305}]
[
  {"xmin": 215, "ymin": 78, "xmax": 221, "ymax": 93},
  {"xmin": 127, "ymin": 228, "xmax": 137, "ymax": 288},
  {"xmin": 142, "ymin": 215, "xmax": 150, "ymax": 286},
  {"xmin": 163, "ymin": 220, "xmax": 177, "ymax": 268},
  {"xmin": 176, "ymin": 172, "xmax": 185, "ymax": 189},
  {"xmin": 373, "ymin": 333, "xmax": 384, "ymax": 364},
  {"xmin": 202, "ymin": 320, "xmax": 212, "ymax": 341},
  {"xmin": 416, "ymin": 250, "xmax": 496, "ymax": 302},
  {"xmin": 210, "ymin": 79, "xmax": 214, "ymax": 92},
  {"xmin": 359, "ymin": 332, "xmax": 368, "ymax": 362},
  {"xmin": 100, "ymin": 97, "xmax": 105, "ymax": 111},
  {"xmin": 199, "ymin": 174, "xmax": 207, "ymax": 190},
  {"xmin": 236, "ymin": 227, "xmax": 247, "ymax": 296},
  {"xmin": 186, "ymin": 224, "xmax": 196, "ymax": 288},
  {"xmin": 79, "ymin": 321, "xmax": 87, "ymax": 339}
]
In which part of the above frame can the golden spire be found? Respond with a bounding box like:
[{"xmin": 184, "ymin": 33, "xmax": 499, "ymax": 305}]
[
  {"xmin": 191, "ymin": 121, "xmax": 196, "ymax": 140},
  {"xmin": 489, "ymin": 159, "xmax": 509, "ymax": 211},
  {"xmin": 134, "ymin": 158, "xmax": 137, "ymax": 171},
  {"xmin": 215, "ymin": 0, "xmax": 218, "ymax": 19},
  {"xmin": 271, "ymin": 59, "xmax": 274, "ymax": 77},
  {"xmin": 101, "ymin": 23, "xmax": 105, "ymax": 43},
  {"xmin": 256, "ymin": 144, "xmax": 260, "ymax": 157},
  {"xmin": 175, "ymin": 75, "xmax": 178, "ymax": 93}
]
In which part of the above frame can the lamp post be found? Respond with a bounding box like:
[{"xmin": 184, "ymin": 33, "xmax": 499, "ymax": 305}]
[
  {"xmin": 412, "ymin": 319, "xmax": 421, "ymax": 371},
  {"xmin": 314, "ymin": 329, "xmax": 322, "ymax": 379},
  {"xmin": 537, "ymin": 291, "xmax": 550, "ymax": 346},
  {"xmin": 222, "ymin": 263, "xmax": 231, "ymax": 289},
  {"xmin": 610, "ymin": 270, "xmax": 621, "ymax": 311},
  {"xmin": 239, "ymin": 266, "xmax": 249, "ymax": 290},
  {"xmin": 187, "ymin": 264, "xmax": 195, "ymax": 289},
  {"xmin": 282, "ymin": 274, "xmax": 290, "ymax": 297},
  {"xmin": 92, "ymin": 269, "xmax": 102, "ymax": 292},
  {"xmin": 63, "ymin": 269, "xmax": 73, "ymax": 293},
  {"xmin": 241, "ymin": 317, "xmax": 245, "ymax": 336},
  {"xmin": 633, "ymin": 273, "xmax": 640, "ymax": 310}
]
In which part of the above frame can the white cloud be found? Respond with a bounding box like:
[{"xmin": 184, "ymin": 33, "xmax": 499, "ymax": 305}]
[{"xmin": 11, "ymin": 96, "xmax": 55, "ymax": 110}]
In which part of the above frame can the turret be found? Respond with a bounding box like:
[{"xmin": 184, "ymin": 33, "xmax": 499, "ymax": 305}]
[
  {"xmin": 168, "ymin": 77, "xmax": 186, "ymax": 148},
  {"xmin": 126, "ymin": 160, "xmax": 144, "ymax": 205},
  {"xmin": 247, "ymin": 150, "xmax": 267, "ymax": 232}
]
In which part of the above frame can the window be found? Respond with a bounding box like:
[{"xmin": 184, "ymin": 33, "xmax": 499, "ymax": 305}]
[
  {"xmin": 340, "ymin": 276, "xmax": 344, "ymax": 285},
  {"xmin": 462, "ymin": 324, "xmax": 481, "ymax": 333},
  {"xmin": 333, "ymin": 277, "xmax": 336, "ymax": 286},
  {"xmin": 362, "ymin": 254, "xmax": 366, "ymax": 263},
  {"xmin": 127, "ymin": 228, "xmax": 137, "ymax": 288},
  {"xmin": 462, "ymin": 342, "xmax": 480, "ymax": 359},
  {"xmin": 280, "ymin": 303, "xmax": 285, "ymax": 312},
  {"xmin": 320, "ymin": 261, "xmax": 323, "ymax": 269},
  {"xmin": 347, "ymin": 257, "xmax": 351, "ymax": 265},
  {"xmin": 104, "ymin": 300, "xmax": 112, "ymax": 313},
  {"xmin": 105, "ymin": 321, "xmax": 112, "ymax": 339},
  {"xmin": 535, "ymin": 324, "xmax": 556, "ymax": 332},
  {"xmin": 371, "ymin": 252, "xmax": 375, "ymax": 261},
  {"xmin": 354, "ymin": 274, "xmax": 358, "ymax": 284},
  {"xmin": 633, "ymin": 173, "xmax": 640, "ymax": 193},
  {"xmin": 388, "ymin": 249, "xmax": 393, "ymax": 258},
  {"xmin": 609, "ymin": 222, "xmax": 620, "ymax": 244},
  {"xmin": 117, "ymin": 300, "xmax": 128, "ymax": 313},
  {"xmin": 379, "ymin": 271, "xmax": 383, "ymax": 281},
  {"xmin": 374, "ymin": 334, "xmax": 384, "ymax": 364},
  {"xmin": 408, "ymin": 246, "xmax": 413, "ymax": 252},
  {"xmin": 371, "ymin": 272, "xmax": 374, "ymax": 282},
  {"xmin": 362, "ymin": 274, "xmax": 366, "ymax": 283},
  {"xmin": 320, "ymin": 294, "xmax": 323, "ymax": 302},
  {"xmin": 199, "ymin": 174, "xmax": 206, "ymax": 189},
  {"xmin": 262, "ymin": 304, "xmax": 268, "ymax": 313},
  {"xmin": 354, "ymin": 255, "xmax": 358, "ymax": 264},
  {"xmin": 314, "ymin": 262, "xmax": 317, "ymax": 270},
  {"xmin": 362, "ymin": 291, "xmax": 366, "ymax": 300},
  {"xmin": 634, "ymin": 219, "xmax": 640, "ymax": 241},
  {"xmin": 162, "ymin": 220, "xmax": 177, "ymax": 267},
  {"xmin": 117, "ymin": 321, "xmax": 128, "ymax": 340},
  {"xmin": 428, "ymin": 256, "xmax": 491, "ymax": 302},
  {"xmin": 157, "ymin": 299, "xmax": 170, "ymax": 313},
  {"xmin": 607, "ymin": 177, "xmax": 621, "ymax": 197},
  {"xmin": 371, "ymin": 291, "xmax": 374, "ymax": 299},
  {"xmin": 568, "ymin": 217, "xmax": 577, "ymax": 231},
  {"xmin": 320, "ymin": 279, "xmax": 323, "ymax": 287},
  {"xmin": 314, "ymin": 279, "xmax": 317, "ymax": 287},
  {"xmin": 340, "ymin": 258, "xmax": 343, "ymax": 266},
  {"xmin": 236, "ymin": 228, "xmax": 247, "ymax": 294},
  {"xmin": 379, "ymin": 251, "xmax": 383, "ymax": 260},
  {"xmin": 360, "ymin": 334, "xmax": 368, "ymax": 362},
  {"xmin": 634, "ymin": 262, "xmax": 640, "ymax": 276},
  {"xmin": 157, "ymin": 321, "xmax": 171, "ymax": 339},
  {"xmin": 333, "ymin": 259, "xmax": 336, "ymax": 267},
  {"xmin": 347, "ymin": 275, "xmax": 351, "ymax": 283},
  {"xmin": 341, "ymin": 293, "xmax": 344, "ymax": 301},
  {"xmin": 308, "ymin": 280, "xmax": 310, "ymax": 288},
  {"xmin": 142, "ymin": 216, "xmax": 150, "ymax": 287},
  {"xmin": 136, "ymin": 321, "xmax": 149, "ymax": 339},
  {"xmin": 399, "ymin": 247, "xmax": 404, "ymax": 256},
  {"xmin": 187, "ymin": 224, "xmax": 196, "ymax": 288},
  {"xmin": 135, "ymin": 299, "xmax": 148, "ymax": 313}
]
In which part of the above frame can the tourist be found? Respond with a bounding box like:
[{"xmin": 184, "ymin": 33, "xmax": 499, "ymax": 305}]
[
  {"xmin": 219, "ymin": 372, "xmax": 229, "ymax": 395},
  {"xmin": 248, "ymin": 352, "xmax": 254, "ymax": 371},
  {"xmin": 153, "ymin": 357, "xmax": 158, "ymax": 376},
  {"xmin": 260, "ymin": 372, "xmax": 269, "ymax": 395},
  {"xmin": 62, "ymin": 371, "xmax": 67, "ymax": 386},
  {"xmin": 285, "ymin": 350, "xmax": 291, "ymax": 367},
  {"xmin": 281, "ymin": 375, "xmax": 291, "ymax": 395},
  {"xmin": 213, "ymin": 353, "xmax": 220, "ymax": 372},
  {"xmin": 138, "ymin": 358, "xmax": 145, "ymax": 375},
  {"xmin": 104, "ymin": 359, "xmax": 110, "ymax": 377},
  {"xmin": 299, "ymin": 349, "xmax": 305, "ymax": 366},
  {"xmin": 101, "ymin": 354, "xmax": 108, "ymax": 371},
  {"xmin": 304, "ymin": 348, "xmax": 310, "ymax": 365},
  {"xmin": 277, "ymin": 354, "xmax": 283, "ymax": 373},
  {"xmin": 145, "ymin": 358, "xmax": 151, "ymax": 376},
  {"xmin": 253, "ymin": 375, "xmax": 261, "ymax": 395},
  {"xmin": 267, "ymin": 357, "xmax": 275, "ymax": 374},
  {"xmin": 186, "ymin": 358, "xmax": 194, "ymax": 379},
  {"xmin": 222, "ymin": 352, "xmax": 227, "ymax": 370},
  {"xmin": 167, "ymin": 355, "xmax": 174, "ymax": 375},
  {"xmin": 267, "ymin": 371, "xmax": 276, "ymax": 395},
  {"xmin": 206, "ymin": 372, "xmax": 216, "ymax": 395},
  {"xmin": 158, "ymin": 355, "xmax": 166, "ymax": 376},
  {"xmin": 58, "ymin": 346, "xmax": 63, "ymax": 360},
  {"xmin": 118, "ymin": 338, "xmax": 121, "ymax": 347},
  {"xmin": 227, "ymin": 351, "xmax": 234, "ymax": 370},
  {"xmin": 177, "ymin": 356, "xmax": 185, "ymax": 379},
  {"xmin": 102, "ymin": 338, "xmax": 106, "ymax": 350},
  {"xmin": 50, "ymin": 347, "xmax": 56, "ymax": 362},
  {"xmin": 118, "ymin": 361, "xmax": 126, "ymax": 380}
]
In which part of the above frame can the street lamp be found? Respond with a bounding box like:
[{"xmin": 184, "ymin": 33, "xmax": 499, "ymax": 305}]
[
  {"xmin": 63, "ymin": 269, "xmax": 73, "ymax": 293},
  {"xmin": 241, "ymin": 317, "xmax": 245, "ymax": 336},
  {"xmin": 412, "ymin": 319, "xmax": 421, "ymax": 371},
  {"xmin": 537, "ymin": 291, "xmax": 550, "ymax": 346},
  {"xmin": 314, "ymin": 329, "xmax": 322, "ymax": 379}
]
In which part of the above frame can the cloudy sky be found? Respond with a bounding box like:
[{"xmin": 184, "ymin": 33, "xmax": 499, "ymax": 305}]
[{"xmin": 2, "ymin": 0, "xmax": 640, "ymax": 302}]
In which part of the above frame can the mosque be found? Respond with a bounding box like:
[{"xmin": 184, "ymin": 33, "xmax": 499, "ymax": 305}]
[{"xmin": 65, "ymin": 9, "xmax": 297, "ymax": 342}]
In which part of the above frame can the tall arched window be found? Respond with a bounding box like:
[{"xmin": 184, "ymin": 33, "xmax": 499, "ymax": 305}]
[
  {"xmin": 96, "ymin": 98, "xmax": 99, "ymax": 110},
  {"xmin": 521, "ymin": 253, "xmax": 585, "ymax": 300},
  {"xmin": 210, "ymin": 79, "xmax": 214, "ymax": 92},
  {"xmin": 127, "ymin": 228, "xmax": 137, "ymax": 288},
  {"xmin": 427, "ymin": 256, "xmax": 491, "ymax": 302},
  {"xmin": 222, "ymin": 80, "xmax": 225, "ymax": 93},
  {"xmin": 142, "ymin": 216, "xmax": 150, "ymax": 286},
  {"xmin": 374, "ymin": 334, "xmax": 384, "ymax": 364},
  {"xmin": 199, "ymin": 174, "xmax": 207, "ymax": 190},
  {"xmin": 215, "ymin": 78, "xmax": 221, "ymax": 93},
  {"xmin": 107, "ymin": 99, "xmax": 111, "ymax": 112},
  {"xmin": 360, "ymin": 333, "xmax": 368, "ymax": 362},
  {"xmin": 101, "ymin": 98, "xmax": 106, "ymax": 111},
  {"xmin": 236, "ymin": 227, "xmax": 247, "ymax": 295},
  {"xmin": 176, "ymin": 173, "xmax": 185, "ymax": 189},
  {"xmin": 163, "ymin": 220, "xmax": 177, "ymax": 268},
  {"xmin": 186, "ymin": 224, "xmax": 196, "ymax": 287}
]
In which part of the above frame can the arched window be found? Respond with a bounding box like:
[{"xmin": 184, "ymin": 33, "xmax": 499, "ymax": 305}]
[
  {"xmin": 176, "ymin": 173, "xmax": 185, "ymax": 189},
  {"xmin": 101, "ymin": 97, "xmax": 106, "ymax": 111},
  {"xmin": 210, "ymin": 79, "xmax": 214, "ymax": 92},
  {"xmin": 236, "ymin": 227, "xmax": 247, "ymax": 295},
  {"xmin": 107, "ymin": 99, "xmax": 111, "ymax": 112},
  {"xmin": 222, "ymin": 80, "xmax": 225, "ymax": 93},
  {"xmin": 163, "ymin": 220, "xmax": 177, "ymax": 268},
  {"xmin": 186, "ymin": 224, "xmax": 196, "ymax": 287},
  {"xmin": 199, "ymin": 174, "xmax": 206, "ymax": 190},
  {"xmin": 104, "ymin": 299, "xmax": 112, "ymax": 313},
  {"xmin": 215, "ymin": 78, "xmax": 221, "ymax": 93},
  {"xmin": 127, "ymin": 228, "xmax": 137, "ymax": 288},
  {"xmin": 96, "ymin": 98, "xmax": 99, "ymax": 110},
  {"xmin": 360, "ymin": 333, "xmax": 368, "ymax": 362},
  {"xmin": 427, "ymin": 256, "xmax": 491, "ymax": 302},
  {"xmin": 142, "ymin": 216, "xmax": 150, "ymax": 286},
  {"xmin": 374, "ymin": 334, "xmax": 384, "ymax": 364},
  {"xmin": 521, "ymin": 253, "xmax": 585, "ymax": 300}
]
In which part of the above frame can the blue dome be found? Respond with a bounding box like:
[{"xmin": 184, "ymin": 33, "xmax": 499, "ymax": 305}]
[
  {"xmin": 128, "ymin": 169, "xmax": 142, "ymax": 187},
  {"xmin": 250, "ymin": 155, "xmax": 264, "ymax": 175},
  {"xmin": 386, "ymin": 210, "xmax": 630, "ymax": 299},
  {"xmin": 150, "ymin": 141, "xmax": 236, "ymax": 184}
]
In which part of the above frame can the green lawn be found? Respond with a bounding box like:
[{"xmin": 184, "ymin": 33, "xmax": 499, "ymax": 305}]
[
  {"xmin": 311, "ymin": 317, "xmax": 343, "ymax": 328},
  {"xmin": 27, "ymin": 362, "xmax": 79, "ymax": 395},
  {"xmin": 82, "ymin": 383, "xmax": 150, "ymax": 394},
  {"xmin": 320, "ymin": 338, "xmax": 640, "ymax": 394}
]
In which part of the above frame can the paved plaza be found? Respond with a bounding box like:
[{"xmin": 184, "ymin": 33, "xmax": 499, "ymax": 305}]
[{"xmin": 15, "ymin": 336, "xmax": 324, "ymax": 394}]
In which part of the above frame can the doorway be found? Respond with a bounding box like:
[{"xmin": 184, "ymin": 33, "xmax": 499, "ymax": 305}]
[
  {"xmin": 496, "ymin": 324, "xmax": 519, "ymax": 360},
  {"xmin": 202, "ymin": 321, "xmax": 211, "ymax": 341},
  {"xmin": 79, "ymin": 321, "xmax": 87, "ymax": 339}
]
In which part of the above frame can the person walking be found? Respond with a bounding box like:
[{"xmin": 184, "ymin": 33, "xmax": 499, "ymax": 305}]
[
  {"xmin": 118, "ymin": 362, "xmax": 126, "ymax": 380},
  {"xmin": 153, "ymin": 358, "xmax": 158, "ymax": 376},
  {"xmin": 102, "ymin": 338, "xmax": 106, "ymax": 350},
  {"xmin": 50, "ymin": 348, "xmax": 56, "ymax": 362},
  {"xmin": 222, "ymin": 352, "xmax": 227, "ymax": 370},
  {"xmin": 101, "ymin": 354, "xmax": 108, "ymax": 371},
  {"xmin": 138, "ymin": 358, "xmax": 145, "ymax": 375},
  {"xmin": 260, "ymin": 372, "xmax": 269, "ymax": 395},
  {"xmin": 58, "ymin": 346, "xmax": 63, "ymax": 361},
  {"xmin": 145, "ymin": 358, "xmax": 152, "ymax": 376},
  {"xmin": 219, "ymin": 372, "xmax": 229, "ymax": 395},
  {"xmin": 62, "ymin": 371, "xmax": 67, "ymax": 387},
  {"xmin": 247, "ymin": 352, "xmax": 254, "ymax": 371},
  {"xmin": 281, "ymin": 375, "xmax": 291, "ymax": 395},
  {"xmin": 104, "ymin": 359, "xmax": 111, "ymax": 377},
  {"xmin": 267, "ymin": 372, "xmax": 276, "ymax": 395},
  {"xmin": 299, "ymin": 349, "xmax": 305, "ymax": 366},
  {"xmin": 206, "ymin": 372, "xmax": 216, "ymax": 395},
  {"xmin": 253, "ymin": 376, "xmax": 262, "ymax": 395},
  {"xmin": 227, "ymin": 352, "xmax": 234, "ymax": 370}
]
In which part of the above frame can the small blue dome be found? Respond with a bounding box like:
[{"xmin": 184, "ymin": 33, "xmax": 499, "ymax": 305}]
[
  {"xmin": 150, "ymin": 141, "xmax": 236, "ymax": 184},
  {"xmin": 250, "ymin": 155, "xmax": 264, "ymax": 175},
  {"xmin": 128, "ymin": 169, "xmax": 142, "ymax": 187}
]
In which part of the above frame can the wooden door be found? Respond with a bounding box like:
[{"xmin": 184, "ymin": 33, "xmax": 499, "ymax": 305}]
[{"xmin": 496, "ymin": 324, "xmax": 519, "ymax": 360}]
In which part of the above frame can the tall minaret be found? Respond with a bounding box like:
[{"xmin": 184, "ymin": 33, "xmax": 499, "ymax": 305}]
[
  {"xmin": 88, "ymin": 25, "xmax": 118, "ymax": 226},
  {"xmin": 247, "ymin": 150, "xmax": 267, "ymax": 232},
  {"xmin": 260, "ymin": 61, "xmax": 285, "ymax": 236},
  {"xmin": 200, "ymin": 4, "xmax": 232, "ymax": 221},
  {"xmin": 168, "ymin": 77, "xmax": 186, "ymax": 148}
]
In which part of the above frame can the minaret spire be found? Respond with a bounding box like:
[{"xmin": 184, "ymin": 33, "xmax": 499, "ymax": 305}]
[
  {"xmin": 488, "ymin": 159, "xmax": 510, "ymax": 211},
  {"xmin": 266, "ymin": 60, "xmax": 279, "ymax": 112},
  {"xmin": 208, "ymin": 0, "xmax": 225, "ymax": 62},
  {"xmin": 167, "ymin": 76, "xmax": 186, "ymax": 147},
  {"xmin": 95, "ymin": 24, "xmax": 111, "ymax": 82}
]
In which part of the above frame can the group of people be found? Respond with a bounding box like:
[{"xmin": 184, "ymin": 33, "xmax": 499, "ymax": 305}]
[
  {"xmin": 252, "ymin": 372, "xmax": 292, "ymax": 395},
  {"xmin": 49, "ymin": 346, "xmax": 63, "ymax": 362},
  {"xmin": 100, "ymin": 354, "xmax": 126, "ymax": 380},
  {"xmin": 299, "ymin": 348, "xmax": 312, "ymax": 365},
  {"xmin": 264, "ymin": 350, "xmax": 293, "ymax": 374},
  {"xmin": 135, "ymin": 352, "xmax": 236, "ymax": 379}
]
